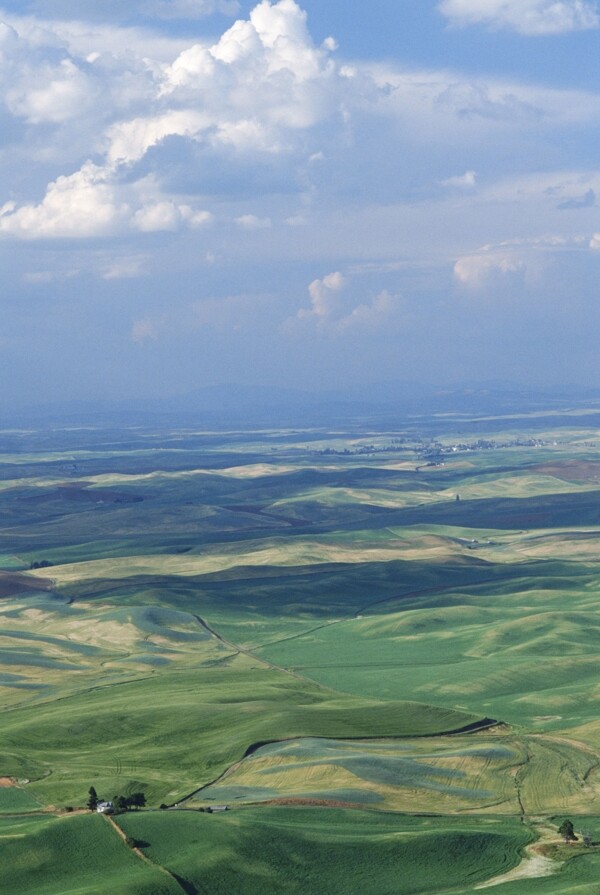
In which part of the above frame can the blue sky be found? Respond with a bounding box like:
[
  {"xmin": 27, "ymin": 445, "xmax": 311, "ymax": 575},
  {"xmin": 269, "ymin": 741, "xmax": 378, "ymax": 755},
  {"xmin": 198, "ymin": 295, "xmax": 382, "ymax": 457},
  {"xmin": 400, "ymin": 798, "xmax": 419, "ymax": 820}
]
[{"xmin": 1, "ymin": 0, "xmax": 600, "ymax": 405}]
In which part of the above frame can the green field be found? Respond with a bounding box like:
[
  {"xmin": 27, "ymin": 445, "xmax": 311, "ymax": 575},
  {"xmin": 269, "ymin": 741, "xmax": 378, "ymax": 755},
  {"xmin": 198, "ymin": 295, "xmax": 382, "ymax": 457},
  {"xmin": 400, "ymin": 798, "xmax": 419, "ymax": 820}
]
[
  {"xmin": 117, "ymin": 808, "xmax": 533, "ymax": 895},
  {"xmin": 0, "ymin": 813, "xmax": 179, "ymax": 894},
  {"xmin": 4, "ymin": 411, "xmax": 600, "ymax": 890}
]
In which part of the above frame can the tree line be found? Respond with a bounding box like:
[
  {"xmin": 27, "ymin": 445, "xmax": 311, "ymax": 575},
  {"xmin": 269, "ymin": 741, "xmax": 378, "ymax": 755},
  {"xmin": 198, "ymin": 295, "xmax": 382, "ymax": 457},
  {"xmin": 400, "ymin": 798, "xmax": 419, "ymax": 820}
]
[{"xmin": 87, "ymin": 786, "xmax": 146, "ymax": 813}]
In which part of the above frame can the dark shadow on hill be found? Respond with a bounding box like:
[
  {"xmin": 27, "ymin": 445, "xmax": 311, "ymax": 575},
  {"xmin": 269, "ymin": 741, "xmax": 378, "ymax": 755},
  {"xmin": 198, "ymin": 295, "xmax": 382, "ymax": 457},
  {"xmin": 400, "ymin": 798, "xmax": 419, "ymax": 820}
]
[
  {"xmin": 242, "ymin": 718, "xmax": 499, "ymax": 758},
  {"xmin": 171, "ymin": 872, "xmax": 199, "ymax": 895}
]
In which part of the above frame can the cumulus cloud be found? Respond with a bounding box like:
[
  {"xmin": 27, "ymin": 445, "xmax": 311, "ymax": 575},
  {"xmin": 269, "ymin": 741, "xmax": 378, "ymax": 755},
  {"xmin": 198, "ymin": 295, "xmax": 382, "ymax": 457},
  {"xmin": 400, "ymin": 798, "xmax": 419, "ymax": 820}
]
[
  {"xmin": 133, "ymin": 200, "xmax": 183, "ymax": 232},
  {"xmin": 0, "ymin": 163, "xmax": 128, "ymax": 238},
  {"xmin": 158, "ymin": 0, "xmax": 339, "ymax": 138},
  {"xmin": 296, "ymin": 272, "xmax": 396, "ymax": 330},
  {"xmin": 0, "ymin": 21, "xmax": 97, "ymax": 125},
  {"xmin": 438, "ymin": 0, "xmax": 600, "ymax": 35},
  {"xmin": 442, "ymin": 170, "xmax": 477, "ymax": 188},
  {"xmin": 337, "ymin": 289, "xmax": 396, "ymax": 330},
  {"xmin": 8, "ymin": 59, "xmax": 94, "ymax": 124},
  {"xmin": 0, "ymin": 0, "xmax": 342, "ymax": 239},
  {"xmin": 0, "ymin": 162, "xmax": 213, "ymax": 238},
  {"xmin": 454, "ymin": 251, "xmax": 527, "ymax": 287},
  {"xmin": 452, "ymin": 234, "xmax": 586, "ymax": 288},
  {"xmin": 2, "ymin": 0, "xmax": 600, "ymax": 251},
  {"xmin": 235, "ymin": 213, "xmax": 272, "ymax": 229},
  {"xmin": 299, "ymin": 270, "xmax": 345, "ymax": 320},
  {"xmin": 106, "ymin": 112, "xmax": 210, "ymax": 166}
]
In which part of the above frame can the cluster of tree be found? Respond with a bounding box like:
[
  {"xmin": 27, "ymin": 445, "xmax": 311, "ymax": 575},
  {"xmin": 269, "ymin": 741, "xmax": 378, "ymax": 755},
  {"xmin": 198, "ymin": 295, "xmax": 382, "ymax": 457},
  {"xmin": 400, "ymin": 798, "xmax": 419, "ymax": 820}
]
[
  {"xmin": 114, "ymin": 792, "xmax": 146, "ymax": 812},
  {"xmin": 557, "ymin": 819, "xmax": 594, "ymax": 846},
  {"xmin": 29, "ymin": 560, "xmax": 53, "ymax": 569},
  {"xmin": 558, "ymin": 819, "xmax": 578, "ymax": 842},
  {"xmin": 87, "ymin": 786, "xmax": 146, "ymax": 813}
]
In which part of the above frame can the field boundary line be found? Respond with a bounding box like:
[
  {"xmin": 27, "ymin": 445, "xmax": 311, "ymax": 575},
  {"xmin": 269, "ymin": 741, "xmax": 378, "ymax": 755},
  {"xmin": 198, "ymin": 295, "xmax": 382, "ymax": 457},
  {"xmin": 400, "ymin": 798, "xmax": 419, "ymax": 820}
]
[
  {"xmin": 175, "ymin": 719, "xmax": 500, "ymax": 806},
  {"xmin": 104, "ymin": 814, "xmax": 192, "ymax": 894},
  {"xmin": 192, "ymin": 613, "xmax": 342, "ymax": 693}
]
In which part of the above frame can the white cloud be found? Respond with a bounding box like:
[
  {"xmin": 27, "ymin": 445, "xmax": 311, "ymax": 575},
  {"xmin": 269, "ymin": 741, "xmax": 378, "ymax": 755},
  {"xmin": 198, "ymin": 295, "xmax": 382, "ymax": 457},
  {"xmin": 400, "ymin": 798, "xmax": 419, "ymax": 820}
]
[
  {"xmin": 0, "ymin": 161, "xmax": 214, "ymax": 239},
  {"xmin": 235, "ymin": 213, "xmax": 272, "ymax": 229},
  {"xmin": 7, "ymin": 59, "xmax": 94, "ymax": 124},
  {"xmin": 442, "ymin": 170, "xmax": 477, "ymax": 188},
  {"xmin": 159, "ymin": 0, "xmax": 338, "ymax": 135},
  {"xmin": 0, "ymin": 163, "xmax": 128, "ymax": 238},
  {"xmin": 454, "ymin": 251, "xmax": 526, "ymax": 287},
  {"xmin": 367, "ymin": 63, "xmax": 600, "ymax": 136},
  {"xmin": 101, "ymin": 256, "xmax": 147, "ymax": 279},
  {"xmin": 133, "ymin": 200, "xmax": 182, "ymax": 232},
  {"xmin": 2, "ymin": 0, "xmax": 600, "ymax": 254},
  {"xmin": 297, "ymin": 272, "xmax": 396, "ymax": 330},
  {"xmin": 337, "ymin": 289, "xmax": 396, "ymax": 330},
  {"xmin": 299, "ymin": 270, "xmax": 345, "ymax": 319},
  {"xmin": 0, "ymin": 21, "xmax": 97, "ymax": 126},
  {"xmin": 452, "ymin": 234, "xmax": 583, "ymax": 287},
  {"xmin": 106, "ymin": 111, "xmax": 209, "ymax": 165},
  {"xmin": 1, "ymin": 11, "xmax": 189, "ymax": 61},
  {"xmin": 0, "ymin": 0, "xmax": 344, "ymax": 239},
  {"xmin": 180, "ymin": 207, "xmax": 214, "ymax": 228},
  {"xmin": 438, "ymin": 0, "xmax": 600, "ymax": 35},
  {"xmin": 590, "ymin": 233, "xmax": 600, "ymax": 250}
]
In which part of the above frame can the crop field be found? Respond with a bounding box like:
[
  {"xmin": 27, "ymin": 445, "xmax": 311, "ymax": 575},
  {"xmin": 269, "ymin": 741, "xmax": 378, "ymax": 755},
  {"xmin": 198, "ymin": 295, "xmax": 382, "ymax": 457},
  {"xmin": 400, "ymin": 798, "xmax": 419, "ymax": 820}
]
[
  {"xmin": 0, "ymin": 813, "xmax": 179, "ymax": 894},
  {"xmin": 4, "ymin": 408, "xmax": 600, "ymax": 890},
  {"xmin": 117, "ymin": 808, "xmax": 533, "ymax": 895}
]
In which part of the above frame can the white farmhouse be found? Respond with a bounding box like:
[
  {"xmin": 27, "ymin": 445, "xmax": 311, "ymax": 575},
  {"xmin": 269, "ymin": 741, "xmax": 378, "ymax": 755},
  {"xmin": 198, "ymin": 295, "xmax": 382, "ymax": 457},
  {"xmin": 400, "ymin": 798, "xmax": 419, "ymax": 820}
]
[{"xmin": 96, "ymin": 801, "xmax": 114, "ymax": 814}]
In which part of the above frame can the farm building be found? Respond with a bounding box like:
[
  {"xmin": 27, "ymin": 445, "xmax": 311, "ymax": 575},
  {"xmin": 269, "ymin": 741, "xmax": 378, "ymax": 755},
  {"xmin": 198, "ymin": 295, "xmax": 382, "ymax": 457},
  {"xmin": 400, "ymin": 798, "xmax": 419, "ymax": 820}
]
[{"xmin": 96, "ymin": 801, "xmax": 114, "ymax": 814}]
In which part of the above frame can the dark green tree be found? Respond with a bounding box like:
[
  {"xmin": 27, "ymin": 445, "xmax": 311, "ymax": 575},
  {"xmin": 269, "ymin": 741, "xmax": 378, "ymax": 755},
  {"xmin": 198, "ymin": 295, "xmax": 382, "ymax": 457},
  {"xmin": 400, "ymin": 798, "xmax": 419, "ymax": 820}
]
[
  {"xmin": 114, "ymin": 795, "xmax": 129, "ymax": 813},
  {"xmin": 558, "ymin": 819, "xmax": 576, "ymax": 842},
  {"xmin": 86, "ymin": 786, "xmax": 98, "ymax": 811},
  {"xmin": 127, "ymin": 792, "xmax": 146, "ymax": 810}
]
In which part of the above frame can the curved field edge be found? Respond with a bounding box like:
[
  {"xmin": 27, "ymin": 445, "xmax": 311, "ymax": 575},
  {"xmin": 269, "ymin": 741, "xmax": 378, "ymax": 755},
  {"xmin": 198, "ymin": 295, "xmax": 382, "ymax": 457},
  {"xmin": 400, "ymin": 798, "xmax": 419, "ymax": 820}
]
[
  {"xmin": 0, "ymin": 660, "xmax": 486, "ymax": 807},
  {"xmin": 117, "ymin": 807, "xmax": 534, "ymax": 895}
]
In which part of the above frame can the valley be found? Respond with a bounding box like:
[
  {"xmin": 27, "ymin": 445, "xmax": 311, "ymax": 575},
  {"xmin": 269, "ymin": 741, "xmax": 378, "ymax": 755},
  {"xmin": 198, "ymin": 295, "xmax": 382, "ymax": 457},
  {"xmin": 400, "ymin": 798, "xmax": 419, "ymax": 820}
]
[{"xmin": 4, "ymin": 406, "xmax": 600, "ymax": 892}]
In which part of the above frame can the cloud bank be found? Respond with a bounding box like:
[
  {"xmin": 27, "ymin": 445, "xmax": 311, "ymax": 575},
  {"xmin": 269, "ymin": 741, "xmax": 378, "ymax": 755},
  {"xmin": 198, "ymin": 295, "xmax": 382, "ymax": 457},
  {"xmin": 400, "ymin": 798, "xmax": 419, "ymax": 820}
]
[{"xmin": 439, "ymin": 0, "xmax": 600, "ymax": 35}]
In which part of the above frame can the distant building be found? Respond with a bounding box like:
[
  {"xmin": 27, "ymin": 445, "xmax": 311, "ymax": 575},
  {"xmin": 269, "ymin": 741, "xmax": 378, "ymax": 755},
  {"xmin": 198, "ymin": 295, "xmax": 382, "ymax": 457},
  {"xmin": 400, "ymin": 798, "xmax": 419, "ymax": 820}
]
[{"xmin": 96, "ymin": 801, "xmax": 114, "ymax": 814}]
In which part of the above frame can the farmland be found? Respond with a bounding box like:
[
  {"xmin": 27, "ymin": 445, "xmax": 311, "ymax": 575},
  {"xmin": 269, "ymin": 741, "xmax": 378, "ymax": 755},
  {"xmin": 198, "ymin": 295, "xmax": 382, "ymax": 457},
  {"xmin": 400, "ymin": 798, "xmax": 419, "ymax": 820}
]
[{"xmin": 4, "ymin": 405, "xmax": 600, "ymax": 891}]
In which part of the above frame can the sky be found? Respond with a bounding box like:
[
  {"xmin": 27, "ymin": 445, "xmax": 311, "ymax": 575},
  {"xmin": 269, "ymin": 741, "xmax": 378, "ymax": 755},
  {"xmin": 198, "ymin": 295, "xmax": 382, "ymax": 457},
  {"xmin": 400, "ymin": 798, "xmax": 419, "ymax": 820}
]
[{"xmin": 1, "ymin": 0, "xmax": 600, "ymax": 406}]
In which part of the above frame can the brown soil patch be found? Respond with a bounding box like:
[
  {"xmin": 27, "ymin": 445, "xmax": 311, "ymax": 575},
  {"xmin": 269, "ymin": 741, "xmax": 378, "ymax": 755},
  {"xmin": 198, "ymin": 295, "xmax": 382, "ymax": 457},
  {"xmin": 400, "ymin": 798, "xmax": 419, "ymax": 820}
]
[
  {"xmin": 0, "ymin": 777, "xmax": 15, "ymax": 788},
  {"xmin": 262, "ymin": 798, "xmax": 367, "ymax": 809},
  {"xmin": 532, "ymin": 461, "xmax": 600, "ymax": 483},
  {"xmin": 0, "ymin": 571, "xmax": 53, "ymax": 598}
]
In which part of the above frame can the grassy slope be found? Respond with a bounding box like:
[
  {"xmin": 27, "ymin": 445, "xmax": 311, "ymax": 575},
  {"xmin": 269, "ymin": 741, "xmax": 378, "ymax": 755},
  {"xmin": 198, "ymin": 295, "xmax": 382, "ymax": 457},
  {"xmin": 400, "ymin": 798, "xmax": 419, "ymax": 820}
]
[
  {"xmin": 117, "ymin": 808, "xmax": 532, "ymax": 895},
  {"xmin": 0, "ymin": 656, "xmax": 479, "ymax": 807},
  {"xmin": 192, "ymin": 734, "xmax": 522, "ymax": 813},
  {"xmin": 0, "ymin": 813, "xmax": 179, "ymax": 895},
  {"xmin": 5, "ymin": 420, "xmax": 600, "ymax": 892}
]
